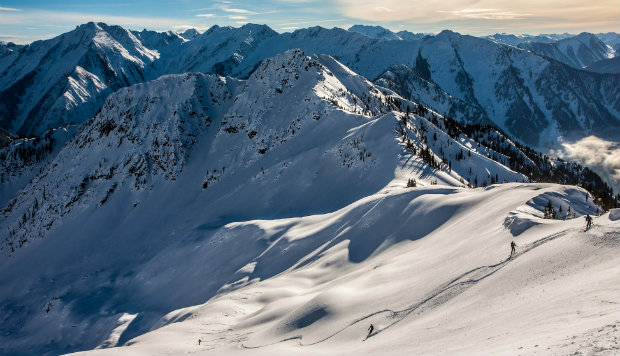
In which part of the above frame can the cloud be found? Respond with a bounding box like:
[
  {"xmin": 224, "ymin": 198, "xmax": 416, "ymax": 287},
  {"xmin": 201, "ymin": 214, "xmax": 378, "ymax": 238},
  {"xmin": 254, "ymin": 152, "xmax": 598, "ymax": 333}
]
[
  {"xmin": 375, "ymin": 7, "xmax": 392, "ymax": 13},
  {"xmin": 441, "ymin": 8, "xmax": 531, "ymax": 20},
  {"xmin": 221, "ymin": 8, "xmax": 257, "ymax": 15},
  {"xmin": 172, "ymin": 25, "xmax": 208, "ymax": 33},
  {"xmin": 0, "ymin": 6, "xmax": 20, "ymax": 11},
  {"xmin": 196, "ymin": 13, "xmax": 215, "ymax": 18},
  {"xmin": 330, "ymin": 0, "xmax": 620, "ymax": 34},
  {"xmin": 550, "ymin": 136, "xmax": 620, "ymax": 194},
  {"xmin": 228, "ymin": 15, "xmax": 248, "ymax": 20}
]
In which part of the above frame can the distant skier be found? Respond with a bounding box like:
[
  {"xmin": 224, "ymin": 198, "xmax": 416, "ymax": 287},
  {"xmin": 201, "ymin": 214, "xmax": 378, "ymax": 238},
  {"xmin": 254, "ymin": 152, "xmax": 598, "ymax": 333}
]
[
  {"xmin": 585, "ymin": 214, "xmax": 593, "ymax": 229},
  {"xmin": 510, "ymin": 241, "xmax": 517, "ymax": 256},
  {"xmin": 368, "ymin": 324, "xmax": 374, "ymax": 336},
  {"xmin": 198, "ymin": 339, "xmax": 201, "ymax": 346}
]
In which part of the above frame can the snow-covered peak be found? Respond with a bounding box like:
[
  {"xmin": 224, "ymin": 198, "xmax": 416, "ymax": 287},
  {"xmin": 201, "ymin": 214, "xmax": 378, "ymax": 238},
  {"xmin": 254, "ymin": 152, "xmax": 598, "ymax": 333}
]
[
  {"xmin": 154, "ymin": 23, "xmax": 277, "ymax": 77},
  {"xmin": 483, "ymin": 33, "xmax": 557, "ymax": 46},
  {"xmin": 180, "ymin": 28, "xmax": 200, "ymax": 41},
  {"xmin": 0, "ymin": 41, "xmax": 22, "ymax": 57},
  {"xmin": 0, "ymin": 22, "xmax": 162, "ymax": 136},
  {"xmin": 396, "ymin": 30, "xmax": 428, "ymax": 41},
  {"xmin": 91, "ymin": 24, "xmax": 159, "ymax": 66},
  {"xmin": 348, "ymin": 25, "xmax": 402, "ymax": 41},
  {"xmin": 518, "ymin": 32, "xmax": 614, "ymax": 68},
  {"xmin": 132, "ymin": 29, "xmax": 185, "ymax": 50}
]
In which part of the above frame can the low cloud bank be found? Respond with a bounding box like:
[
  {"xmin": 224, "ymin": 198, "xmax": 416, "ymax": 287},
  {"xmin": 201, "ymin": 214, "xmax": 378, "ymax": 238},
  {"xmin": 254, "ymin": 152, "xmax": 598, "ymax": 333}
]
[{"xmin": 550, "ymin": 136, "xmax": 620, "ymax": 195}]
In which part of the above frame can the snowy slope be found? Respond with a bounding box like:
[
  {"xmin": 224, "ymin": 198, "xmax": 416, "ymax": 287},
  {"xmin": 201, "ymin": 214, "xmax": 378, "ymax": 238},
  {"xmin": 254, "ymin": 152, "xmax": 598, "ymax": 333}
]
[
  {"xmin": 518, "ymin": 32, "xmax": 615, "ymax": 69},
  {"xmin": 148, "ymin": 24, "xmax": 278, "ymax": 78},
  {"xmin": 66, "ymin": 183, "xmax": 616, "ymax": 356},
  {"xmin": 0, "ymin": 22, "xmax": 159, "ymax": 136},
  {"xmin": 0, "ymin": 51, "xmax": 543, "ymax": 355},
  {"xmin": 375, "ymin": 64, "xmax": 491, "ymax": 125},
  {"xmin": 0, "ymin": 125, "xmax": 76, "ymax": 207},
  {"xmin": 584, "ymin": 56, "xmax": 620, "ymax": 74},
  {"xmin": 596, "ymin": 32, "xmax": 620, "ymax": 48}
]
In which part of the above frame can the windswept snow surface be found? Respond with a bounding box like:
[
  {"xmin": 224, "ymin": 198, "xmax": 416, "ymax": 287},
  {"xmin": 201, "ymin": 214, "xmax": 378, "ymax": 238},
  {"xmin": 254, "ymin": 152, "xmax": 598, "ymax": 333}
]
[{"xmin": 64, "ymin": 184, "xmax": 618, "ymax": 356}]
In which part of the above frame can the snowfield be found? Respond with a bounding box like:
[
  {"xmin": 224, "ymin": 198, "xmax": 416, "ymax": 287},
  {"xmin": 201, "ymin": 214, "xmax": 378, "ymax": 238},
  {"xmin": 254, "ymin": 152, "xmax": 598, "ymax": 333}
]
[{"xmin": 64, "ymin": 184, "xmax": 619, "ymax": 356}]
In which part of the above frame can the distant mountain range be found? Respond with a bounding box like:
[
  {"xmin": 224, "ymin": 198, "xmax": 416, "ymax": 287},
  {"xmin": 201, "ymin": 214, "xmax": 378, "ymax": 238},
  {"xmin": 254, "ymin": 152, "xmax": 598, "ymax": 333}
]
[
  {"xmin": 1, "ymin": 23, "xmax": 617, "ymax": 149},
  {"xmin": 0, "ymin": 23, "xmax": 618, "ymax": 198}
]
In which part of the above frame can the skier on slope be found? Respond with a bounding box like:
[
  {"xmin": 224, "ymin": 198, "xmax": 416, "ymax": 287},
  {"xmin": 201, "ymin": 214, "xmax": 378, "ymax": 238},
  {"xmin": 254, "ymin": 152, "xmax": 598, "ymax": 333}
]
[
  {"xmin": 510, "ymin": 241, "xmax": 517, "ymax": 256},
  {"xmin": 585, "ymin": 214, "xmax": 593, "ymax": 229},
  {"xmin": 368, "ymin": 324, "xmax": 374, "ymax": 336}
]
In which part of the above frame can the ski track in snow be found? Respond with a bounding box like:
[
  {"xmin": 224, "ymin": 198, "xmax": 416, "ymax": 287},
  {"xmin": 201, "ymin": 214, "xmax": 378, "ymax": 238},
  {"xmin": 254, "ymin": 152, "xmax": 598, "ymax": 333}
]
[{"xmin": 242, "ymin": 227, "xmax": 573, "ymax": 349}]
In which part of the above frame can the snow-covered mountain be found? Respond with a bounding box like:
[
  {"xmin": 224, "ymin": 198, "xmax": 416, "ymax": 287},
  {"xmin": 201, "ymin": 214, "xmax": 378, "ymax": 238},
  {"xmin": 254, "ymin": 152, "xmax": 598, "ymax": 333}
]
[
  {"xmin": 158, "ymin": 26, "xmax": 618, "ymax": 148},
  {"xmin": 0, "ymin": 22, "xmax": 159, "ymax": 136},
  {"xmin": 483, "ymin": 33, "xmax": 572, "ymax": 46},
  {"xmin": 376, "ymin": 31, "xmax": 620, "ymax": 147},
  {"xmin": 2, "ymin": 23, "xmax": 618, "ymax": 152},
  {"xmin": 180, "ymin": 28, "xmax": 201, "ymax": 41},
  {"xmin": 149, "ymin": 24, "xmax": 278, "ymax": 78},
  {"xmin": 5, "ymin": 49, "xmax": 602, "ymax": 355},
  {"xmin": 375, "ymin": 64, "xmax": 492, "ymax": 126},
  {"xmin": 346, "ymin": 25, "xmax": 428, "ymax": 42},
  {"xmin": 595, "ymin": 32, "xmax": 620, "ymax": 54},
  {"xmin": 348, "ymin": 25, "xmax": 404, "ymax": 41},
  {"xmin": 0, "ymin": 41, "xmax": 23, "ymax": 57},
  {"xmin": 518, "ymin": 32, "xmax": 616, "ymax": 69},
  {"xmin": 396, "ymin": 30, "xmax": 429, "ymax": 41},
  {"xmin": 1, "ymin": 38, "xmax": 618, "ymax": 356}
]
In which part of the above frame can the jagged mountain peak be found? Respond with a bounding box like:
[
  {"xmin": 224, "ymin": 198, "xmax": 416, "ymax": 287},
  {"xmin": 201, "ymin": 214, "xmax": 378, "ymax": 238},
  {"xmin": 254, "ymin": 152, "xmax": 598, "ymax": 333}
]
[
  {"xmin": 435, "ymin": 29, "xmax": 461, "ymax": 38},
  {"xmin": 0, "ymin": 21, "xmax": 162, "ymax": 136},
  {"xmin": 180, "ymin": 28, "xmax": 200, "ymax": 41},
  {"xmin": 200, "ymin": 23, "xmax": 277, "ymax": 39},
  {"xmin": 291, "ymin": 25, "xmax": 351, "ymax": 39},
  {"xmin": 348, "ymin": 25, "xmax": 402, "ymax": 41},
  {"xmin": 573, "ymin": 32, "xmax": 602, "ymax": 42}
]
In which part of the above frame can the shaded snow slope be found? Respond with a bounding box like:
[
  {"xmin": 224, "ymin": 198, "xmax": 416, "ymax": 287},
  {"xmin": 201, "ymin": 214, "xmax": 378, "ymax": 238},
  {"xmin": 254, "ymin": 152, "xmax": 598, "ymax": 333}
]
[
  {"xmin": 0, "ymin": 51, "xmax": 535, "ymax": 355},
  {"xmin": 0, "ymin": 125, "xmax": 76, "ymax": 207},
  {"xmin": 375, "ymin": 64, "xmax": 491, "ymax": 126},
  {"xmin": 584, "ymin": 56, "xmax": 620, "ymax": 74},
  {"xmin": 63, "ymin": 183, "xmax": 616, "ymax": 356}
]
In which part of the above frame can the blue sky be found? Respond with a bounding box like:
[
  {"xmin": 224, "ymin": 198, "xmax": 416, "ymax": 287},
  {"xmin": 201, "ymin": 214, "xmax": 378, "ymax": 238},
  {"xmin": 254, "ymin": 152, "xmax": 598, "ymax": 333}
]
[{"xmin": 1, "ymin": 0, "xmax": 618, "ymax": 44}]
